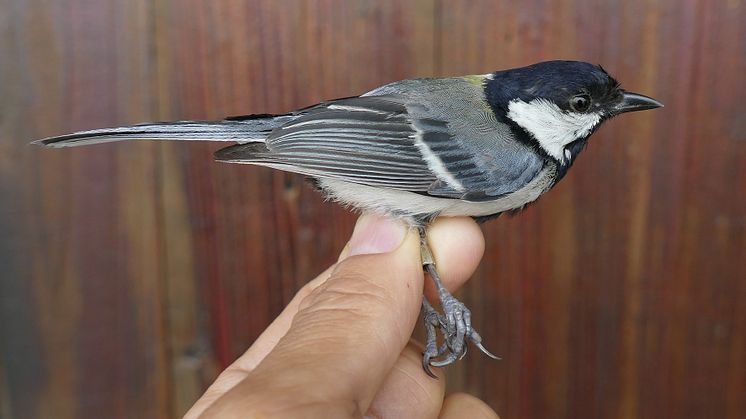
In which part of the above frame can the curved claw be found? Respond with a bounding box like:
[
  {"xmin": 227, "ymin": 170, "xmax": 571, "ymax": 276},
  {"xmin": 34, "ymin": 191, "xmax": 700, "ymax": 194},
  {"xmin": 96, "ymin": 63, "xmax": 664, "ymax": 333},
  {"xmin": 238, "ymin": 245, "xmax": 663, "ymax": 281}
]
[
  {"xmin": 422, "ymin": 354, "xmax": 439, "ymax": 379},
  {"xmin": 430, "ymin": 351, "xmax": 460, "ymax": 368},
  {"xmin": 474, "ymin": 341, "xmax": 501, "ymax": 360}
]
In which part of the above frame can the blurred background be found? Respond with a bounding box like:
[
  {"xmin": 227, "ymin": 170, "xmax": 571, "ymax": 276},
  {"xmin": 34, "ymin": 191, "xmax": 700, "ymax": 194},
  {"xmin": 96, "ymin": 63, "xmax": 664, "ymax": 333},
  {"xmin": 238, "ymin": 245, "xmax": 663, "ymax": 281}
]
[{"xmin": 1, "ymin": 0, "xmax": 744, "ymax": 418}]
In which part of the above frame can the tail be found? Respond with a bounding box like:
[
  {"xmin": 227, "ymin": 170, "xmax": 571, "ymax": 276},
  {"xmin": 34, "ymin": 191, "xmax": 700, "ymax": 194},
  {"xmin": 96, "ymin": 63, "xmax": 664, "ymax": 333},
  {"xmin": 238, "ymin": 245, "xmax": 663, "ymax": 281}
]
[{"xmin": 33, "ymin": 113, "xmax": 295, "ymax": 148}]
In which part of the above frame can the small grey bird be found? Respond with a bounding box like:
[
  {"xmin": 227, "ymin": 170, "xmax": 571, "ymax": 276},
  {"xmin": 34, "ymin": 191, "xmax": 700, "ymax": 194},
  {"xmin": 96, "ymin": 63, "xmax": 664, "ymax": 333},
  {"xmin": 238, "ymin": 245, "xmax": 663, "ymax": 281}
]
[{"xmin": 36, "ymin": 60, "xmax": 662, "ymax": 377}]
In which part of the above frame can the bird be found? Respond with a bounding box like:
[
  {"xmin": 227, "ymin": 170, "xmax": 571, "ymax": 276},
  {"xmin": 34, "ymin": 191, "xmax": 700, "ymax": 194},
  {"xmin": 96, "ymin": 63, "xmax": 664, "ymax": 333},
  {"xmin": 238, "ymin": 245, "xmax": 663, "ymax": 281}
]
[{"xmin": 35, "ymin": 60, "xmax": 663, "ymax": 377}]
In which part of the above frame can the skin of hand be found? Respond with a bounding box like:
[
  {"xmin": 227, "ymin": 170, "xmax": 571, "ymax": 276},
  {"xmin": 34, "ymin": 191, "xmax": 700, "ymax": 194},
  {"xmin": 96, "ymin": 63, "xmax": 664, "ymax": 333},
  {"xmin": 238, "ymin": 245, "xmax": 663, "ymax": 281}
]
[{"xmin": 184, "ymin": 215, "xmax": 499, "ymax": 419}]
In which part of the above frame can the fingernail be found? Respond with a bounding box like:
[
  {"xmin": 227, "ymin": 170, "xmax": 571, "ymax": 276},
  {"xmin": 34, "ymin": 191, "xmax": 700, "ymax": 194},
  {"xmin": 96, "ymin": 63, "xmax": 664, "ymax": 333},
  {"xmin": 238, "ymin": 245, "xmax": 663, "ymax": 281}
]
[{"xmin": 347, "ymin": 214, "xmax": 406, "ymax": 256}]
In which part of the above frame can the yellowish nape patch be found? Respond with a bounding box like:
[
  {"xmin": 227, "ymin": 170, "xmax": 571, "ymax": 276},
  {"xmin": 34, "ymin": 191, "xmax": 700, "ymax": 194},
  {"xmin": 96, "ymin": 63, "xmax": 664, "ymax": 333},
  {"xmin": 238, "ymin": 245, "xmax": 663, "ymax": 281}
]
[{"xmin": 461, "ymin": 74, "xmax": 488, "ymax": 87}]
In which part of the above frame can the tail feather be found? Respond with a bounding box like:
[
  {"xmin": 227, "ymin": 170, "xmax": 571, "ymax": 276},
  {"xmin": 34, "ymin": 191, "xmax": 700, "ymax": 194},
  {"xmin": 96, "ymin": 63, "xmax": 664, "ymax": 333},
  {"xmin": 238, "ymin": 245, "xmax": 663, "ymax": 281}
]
[{"xmin": 34, "ymin": 114, "xmax": 295, "ymax": 148}]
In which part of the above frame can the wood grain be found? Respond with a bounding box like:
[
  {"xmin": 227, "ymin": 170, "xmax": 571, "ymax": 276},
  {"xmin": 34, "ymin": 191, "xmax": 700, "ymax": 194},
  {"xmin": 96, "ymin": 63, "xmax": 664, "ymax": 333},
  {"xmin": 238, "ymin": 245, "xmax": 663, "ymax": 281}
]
[{"xmin": 0, "ymin": 0, "xmax": 744, "ymax": 418}]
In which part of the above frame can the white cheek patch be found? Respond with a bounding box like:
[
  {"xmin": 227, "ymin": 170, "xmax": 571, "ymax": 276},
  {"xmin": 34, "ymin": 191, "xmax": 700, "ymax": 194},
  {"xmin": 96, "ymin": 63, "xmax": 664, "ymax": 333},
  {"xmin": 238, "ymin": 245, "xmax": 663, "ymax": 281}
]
[{"xmin": 507, "ymin": 99, "xmax": 602, "ymax": 162}]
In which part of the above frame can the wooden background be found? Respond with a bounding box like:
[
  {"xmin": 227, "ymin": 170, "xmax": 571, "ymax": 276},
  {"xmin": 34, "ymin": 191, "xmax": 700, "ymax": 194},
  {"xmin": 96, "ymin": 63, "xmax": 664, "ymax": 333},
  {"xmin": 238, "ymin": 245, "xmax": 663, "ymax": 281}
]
[{"xmin": 1, "ymin": 0, "xmax": 744, "ymax": 418}]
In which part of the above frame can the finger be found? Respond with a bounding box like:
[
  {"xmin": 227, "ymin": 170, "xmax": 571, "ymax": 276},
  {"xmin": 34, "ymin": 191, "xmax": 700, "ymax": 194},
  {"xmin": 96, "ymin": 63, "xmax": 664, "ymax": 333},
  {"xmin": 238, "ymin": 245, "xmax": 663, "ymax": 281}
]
[
  {"xmin": 208, "ymin": 216, "xmax": 483, "ymax": 379},
  {"xmin": 423, "ymin": 217, "xmax": 485, "ymax": 302},
  {"xmin": 208, "ymin": 211, "xmax": 420, "ymax": 373},
  {"xmin": 221, "ymin": 212, "xmax": 386, "ymax": 372},
  {"xmin": 228, "ymin": 265, "xmax": 334, "ymax": 371},
  {"xmin": 366, "ymin": 339, "xmax": 446, "ymax": 419},
  {"xmin": 439, "ymin": 393, "xmax": 500, "ymax": 419},
  {"xmin": 202, "ymin": 215, "xmax": 424, "ymax": 417},
  {"xmin": 186, "ymin": 214, "xmax": 415, "ymax": 418},
  {"xmin": 184, "ymin": 266, "xmax": 335, "ymax": 419},
  {"xmin": 191, "ymin": 215, "xmax": 487, "ymax": 418}
]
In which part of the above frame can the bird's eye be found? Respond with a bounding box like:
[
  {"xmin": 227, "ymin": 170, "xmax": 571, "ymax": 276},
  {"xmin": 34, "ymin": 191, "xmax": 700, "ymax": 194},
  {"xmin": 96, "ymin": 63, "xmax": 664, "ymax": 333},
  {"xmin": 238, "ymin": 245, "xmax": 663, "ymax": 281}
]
[{"xmin": 570, "ymin": 94, "xmax": 591, "ymax": 112}]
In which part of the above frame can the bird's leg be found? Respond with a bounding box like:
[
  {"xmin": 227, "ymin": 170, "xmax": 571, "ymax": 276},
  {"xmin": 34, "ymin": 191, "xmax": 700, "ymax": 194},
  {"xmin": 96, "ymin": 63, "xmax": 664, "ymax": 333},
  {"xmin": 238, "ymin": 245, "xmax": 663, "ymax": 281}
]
[{"xmin": 418, "ymin": 227, "xmax": 499, "ymax": 373}]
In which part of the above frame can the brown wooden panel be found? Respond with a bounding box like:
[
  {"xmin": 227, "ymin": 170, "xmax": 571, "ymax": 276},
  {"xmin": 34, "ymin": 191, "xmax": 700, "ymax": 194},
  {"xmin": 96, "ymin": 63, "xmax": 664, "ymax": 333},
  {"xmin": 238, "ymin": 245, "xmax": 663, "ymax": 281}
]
[
  {"xmin": 442, "ymin": 2, "xmax": 746, "ymax": 418},
  {"xmin": 0, "ymin": 0, "xmax": 173, "ymax": 417},
  {"xmin": 1, "ymin": 1, "xmax": 744, "ymax": 418}
]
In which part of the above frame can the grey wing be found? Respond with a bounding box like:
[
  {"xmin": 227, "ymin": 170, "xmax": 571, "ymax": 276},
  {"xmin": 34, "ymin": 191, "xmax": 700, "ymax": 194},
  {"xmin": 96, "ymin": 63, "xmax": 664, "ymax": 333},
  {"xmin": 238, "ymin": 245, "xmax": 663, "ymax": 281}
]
[
  {"xmin": 404, "ymin": 114, "xmax": 543, "ymax": 202},
  {"xmin": 215, "ymin": 89, "xmax": 545, "ymax": 201},
  {"xmin": 216, "ymin": 96, "xmax": 437, "ymax": 190},
  {"xmin": 367, "ymin": 77, "xmax": 547, "ymax": 201}
]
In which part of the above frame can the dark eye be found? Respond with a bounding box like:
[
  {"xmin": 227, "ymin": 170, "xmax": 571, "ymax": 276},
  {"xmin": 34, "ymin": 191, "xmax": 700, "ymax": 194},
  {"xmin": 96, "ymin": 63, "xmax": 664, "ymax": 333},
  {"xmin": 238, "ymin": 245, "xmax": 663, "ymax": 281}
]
[{"xmin": 570, "ymin": 94, "xmax": 591, "ymax": 112}]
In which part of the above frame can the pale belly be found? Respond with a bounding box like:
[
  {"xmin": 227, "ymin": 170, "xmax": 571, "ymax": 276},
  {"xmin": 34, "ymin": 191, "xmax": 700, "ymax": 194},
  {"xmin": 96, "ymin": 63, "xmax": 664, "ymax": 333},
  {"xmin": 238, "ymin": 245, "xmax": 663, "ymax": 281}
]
[{"xmin": 318, "ymin": 166, "xmax": 556, "ymax": 220}]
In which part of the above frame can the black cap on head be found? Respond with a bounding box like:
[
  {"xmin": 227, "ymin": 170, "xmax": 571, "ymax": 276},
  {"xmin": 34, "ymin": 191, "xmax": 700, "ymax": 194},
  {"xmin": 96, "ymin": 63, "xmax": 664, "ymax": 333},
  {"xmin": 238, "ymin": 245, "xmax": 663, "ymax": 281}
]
[
  {"xmin": 486, "ymin": 60, "xmax": 625, "ymax": 114},
  {"xmin": 484, "ymin": 60, "xmax": 662, "ymax": 174}
]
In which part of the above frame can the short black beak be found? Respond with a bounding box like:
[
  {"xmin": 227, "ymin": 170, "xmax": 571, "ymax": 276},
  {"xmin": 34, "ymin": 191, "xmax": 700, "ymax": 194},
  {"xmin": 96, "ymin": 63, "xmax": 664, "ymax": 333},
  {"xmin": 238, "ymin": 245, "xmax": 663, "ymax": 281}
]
[{"xmin": 614, "ymin": 91, "xmax": 664, "ymax": 114}]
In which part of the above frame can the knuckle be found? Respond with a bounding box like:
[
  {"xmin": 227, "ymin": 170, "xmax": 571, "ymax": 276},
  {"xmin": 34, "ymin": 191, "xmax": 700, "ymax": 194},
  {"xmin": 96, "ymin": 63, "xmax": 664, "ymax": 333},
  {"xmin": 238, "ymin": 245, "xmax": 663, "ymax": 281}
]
[
  {"xmin": 299, "ymin": 258, "xmax": 395, "ymax": 312},
  {"xmin": 285, "ymin": 258, "xmax": 402, "ymax": 354}
]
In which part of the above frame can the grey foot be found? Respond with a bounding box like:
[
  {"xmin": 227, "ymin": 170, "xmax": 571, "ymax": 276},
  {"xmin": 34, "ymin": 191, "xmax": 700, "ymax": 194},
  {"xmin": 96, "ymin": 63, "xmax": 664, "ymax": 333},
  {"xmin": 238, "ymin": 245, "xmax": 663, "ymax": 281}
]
[
  {"xmin": 418, "ymin": 227, "xmax": 499, "ymax": 377},
  {"xmin": 420, "ymin": 265, "xmax": 499, "ymax": 376}
]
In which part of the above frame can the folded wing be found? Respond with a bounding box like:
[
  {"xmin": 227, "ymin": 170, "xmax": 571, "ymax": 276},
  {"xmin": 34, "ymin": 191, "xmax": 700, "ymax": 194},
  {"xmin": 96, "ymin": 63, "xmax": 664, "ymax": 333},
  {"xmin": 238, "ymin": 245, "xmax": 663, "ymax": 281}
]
[{"xmin": 215, "ymin": 95, "xmax": 542, "ymax": 202}]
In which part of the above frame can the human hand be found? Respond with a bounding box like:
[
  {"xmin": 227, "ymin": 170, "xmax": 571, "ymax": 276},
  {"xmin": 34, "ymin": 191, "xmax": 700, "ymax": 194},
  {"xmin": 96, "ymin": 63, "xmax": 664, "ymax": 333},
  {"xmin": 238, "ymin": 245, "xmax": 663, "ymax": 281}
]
[{"xmin": 185, "ymin": 214, "xmax": 499, "ymax": 418}]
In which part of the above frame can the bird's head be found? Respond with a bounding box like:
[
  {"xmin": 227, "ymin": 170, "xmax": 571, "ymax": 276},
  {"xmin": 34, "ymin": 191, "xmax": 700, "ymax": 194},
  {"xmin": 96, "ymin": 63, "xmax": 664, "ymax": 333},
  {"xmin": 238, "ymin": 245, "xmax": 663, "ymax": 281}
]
[{"xmin": 485, "ymin": 60, "xmax": 662, "ymax": 166}]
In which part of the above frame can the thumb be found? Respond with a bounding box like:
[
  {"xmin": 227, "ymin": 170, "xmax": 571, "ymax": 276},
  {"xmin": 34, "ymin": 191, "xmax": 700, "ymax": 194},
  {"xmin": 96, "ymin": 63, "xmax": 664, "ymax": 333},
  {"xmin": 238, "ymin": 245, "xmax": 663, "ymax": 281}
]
[{"xmin": 203, "ymin": 215, "xmax": 424, "ymax": 417}]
